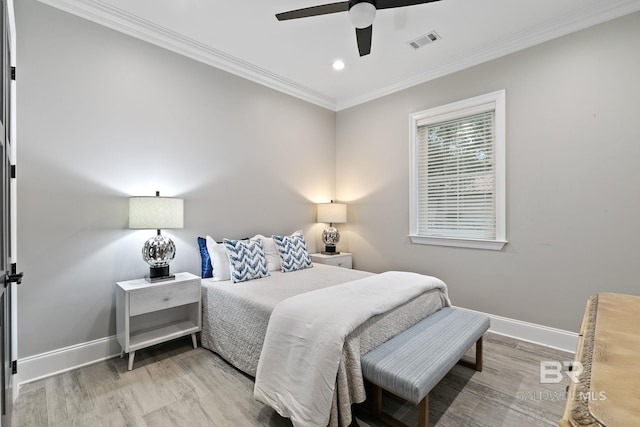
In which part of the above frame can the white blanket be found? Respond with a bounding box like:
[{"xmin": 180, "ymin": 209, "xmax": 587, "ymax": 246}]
[{"xmin": 253, "ymin": 271, "xmax": 450, "ymax": 427}]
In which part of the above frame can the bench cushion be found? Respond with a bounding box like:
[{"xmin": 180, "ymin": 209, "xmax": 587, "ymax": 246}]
[{"xmin": 361, "ymin": 307, "xmax": 490, "ymax": 404}]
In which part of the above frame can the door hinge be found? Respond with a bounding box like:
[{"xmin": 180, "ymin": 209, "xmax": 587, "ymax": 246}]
[
  {"xmin": 11, "ymin": 360, "xmax": 17, "ymax": 375},
  {"xmin": 10, "ymin": 67, "xmax": 15, "ymax": 81},
  {"xmin": 6, "ymin": 263, "xmax": 23, "ymax": 287},
  {"xmin": 10, "ymin": 165, "xmax": 16, "ymax": 179}
]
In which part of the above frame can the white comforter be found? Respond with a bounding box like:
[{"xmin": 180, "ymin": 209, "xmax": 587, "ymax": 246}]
[{"xmin": 253, "ymin": 271, "xmax": 450, "ymax": 427}]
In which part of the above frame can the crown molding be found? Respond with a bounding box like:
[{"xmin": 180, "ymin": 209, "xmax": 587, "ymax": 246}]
[
  {"xmin": 336, "ymin": 0, "xmax": 640, "ymax": 110},
  {"xmin": 39, "ymin": 0, "xmax": 640, "ymax": 112},
  {"xmin": 37, "ymin": 0, "xmax": 337, "ymax": 111}
]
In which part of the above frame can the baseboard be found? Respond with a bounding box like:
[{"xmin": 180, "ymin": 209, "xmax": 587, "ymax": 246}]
[
  {"xmin": 15, "ymin": 310, "xmax": 578, "ymax": 391},
  {"xmin": 16, "ymin": 335, "xmax": 121, "ymax": 388},
  {"xmin": 456, "ymin": 306, "xmax": 578, "ymax": 353}
]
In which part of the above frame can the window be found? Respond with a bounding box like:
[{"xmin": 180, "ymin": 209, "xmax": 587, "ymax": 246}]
[{"xmin": 409, "ymin": 90, "xmax": 507, "ymax": 250}]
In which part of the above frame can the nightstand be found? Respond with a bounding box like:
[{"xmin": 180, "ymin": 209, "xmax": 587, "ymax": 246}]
[
  {"xmin": 310, "ymin": 252, "xmax": 353, "ymax": 269},
  {"xmin": 116, "ymin": 272, "xmax": 201, "ymax": 370}
]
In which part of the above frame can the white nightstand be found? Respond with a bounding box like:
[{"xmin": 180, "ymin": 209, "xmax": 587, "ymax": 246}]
[
  {"xmin": 116, "ymin": 272, "xmax": 202, "ymax": 370},
  {"xmin": 310, "ymin": 252, "xmax": 353, "ymax": 269}
]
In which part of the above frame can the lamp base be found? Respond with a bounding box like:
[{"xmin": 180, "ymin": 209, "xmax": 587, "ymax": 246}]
[
  {"xmin": 322, "ymin": 245, "xmax": 340, "ymax": 255},
  {"xmin": 145, "ymin": 265, "xmax": 175, "ymax": 283}
]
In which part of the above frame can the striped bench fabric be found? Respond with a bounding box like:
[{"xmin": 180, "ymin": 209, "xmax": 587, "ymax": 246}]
[{"xmin": 361, "ymin": 307, "xmax": 490, "ymax": 427}]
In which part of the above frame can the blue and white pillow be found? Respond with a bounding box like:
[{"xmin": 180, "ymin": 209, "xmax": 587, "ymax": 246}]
[
  {"xmin": 223, "ymin": 238, "xmax": 270, "ymax": 283},
  {"xmin": 272, "ymin": 231, "xmax": 313, "ymax": 273}
]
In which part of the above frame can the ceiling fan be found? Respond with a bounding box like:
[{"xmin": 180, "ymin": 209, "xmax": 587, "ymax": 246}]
[{"xmin": 276, "ymin": 0, "xmax": 441, "ymax": 57}]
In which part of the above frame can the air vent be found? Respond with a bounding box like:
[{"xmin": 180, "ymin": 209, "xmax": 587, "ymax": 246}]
[{"xmin": 407, "ymin": 31, "xmax": 441, "ymax": 50}]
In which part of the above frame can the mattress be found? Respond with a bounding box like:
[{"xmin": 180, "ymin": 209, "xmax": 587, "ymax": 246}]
[{"xmin": 200, "ymin": 263, "xmax": 448, "ymax": 426}]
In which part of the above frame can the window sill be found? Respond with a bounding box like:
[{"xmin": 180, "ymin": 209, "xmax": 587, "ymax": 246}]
[{"xmin": 409, "ymin": 235, "xmax": 508, "ymax": 251}]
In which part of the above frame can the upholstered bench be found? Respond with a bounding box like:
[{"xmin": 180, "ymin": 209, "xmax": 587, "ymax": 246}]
[{"xmin": 361, "ymin": 307, "xmax": 490, "ymax": 427}]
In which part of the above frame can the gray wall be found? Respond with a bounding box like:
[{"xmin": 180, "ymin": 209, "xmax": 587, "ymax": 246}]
[
  {"xmin": 336, "ymin": 12, "xmax": 640, "ymax": 332},
  {"xmin": 16, "ymin": 0, "xmax": 335, "ymax": 357},
  {"xmin": 16, "ymin": 0, "xmax": 640, "ymax": 360}
]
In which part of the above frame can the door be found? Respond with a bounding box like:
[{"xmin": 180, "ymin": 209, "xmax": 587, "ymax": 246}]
[{"xmin": 0, "ymin": 1, "xmax": 18, "ymax": 426}]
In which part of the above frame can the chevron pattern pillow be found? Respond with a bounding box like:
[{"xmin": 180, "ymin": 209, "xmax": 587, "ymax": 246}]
[
  {"xmin": 273, "ymin": 231, "xmax": 313, "ymax": 273},
  {"xmin": 223, "ymin": 238, "xmax": 270, "ymax": 283}
]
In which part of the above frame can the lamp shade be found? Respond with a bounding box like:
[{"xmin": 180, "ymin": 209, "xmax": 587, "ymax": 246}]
[
  {"xmin": 129, "ymin": 196, "xmax": 184, "ymax": 229},
  {"xmin": 317, "ymin": 202, "xmax": 347, "ymax": 224}
]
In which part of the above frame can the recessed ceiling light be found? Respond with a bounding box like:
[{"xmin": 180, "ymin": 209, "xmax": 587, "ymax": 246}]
[{"xmin": 332, "ymin": 60, "xmax": 345, "ymax": 71}]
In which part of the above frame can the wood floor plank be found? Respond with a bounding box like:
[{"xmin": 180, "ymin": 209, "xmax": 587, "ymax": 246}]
[
  {"xmin": 12, "ymin": 333, "xmax": 573, "ymax": 427},
  {"xmin": 61, "ymin": 369, "xmax": 96, "ymax": 417},
  {"xmin": 125, "ymin": 366, "xmax": 177, "ymax": 415},
  {"xmin": 143, "ymin": 398, "xmax": 217, "ymax": 427},
  {"xmin": 11, "ymin": 386, "xmax": 48, "ymax": 427},
  {"xmin": 45, "ymin": 374, "xmax": 71, "ymax": 426}
]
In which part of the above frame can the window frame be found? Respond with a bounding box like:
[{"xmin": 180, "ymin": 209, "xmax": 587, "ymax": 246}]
[{"xmin": 409, "ymin": 90, "xmax": 507, "ymax": 250}]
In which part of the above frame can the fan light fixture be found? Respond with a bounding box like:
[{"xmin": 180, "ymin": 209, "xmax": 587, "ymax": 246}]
[
  {"xmin": 275, "ymin": 0, "xmax": 441, "ymax": 57},
  {"xmin": 348, "ymin": 1, "xmax": 376, "ymax": 29}
]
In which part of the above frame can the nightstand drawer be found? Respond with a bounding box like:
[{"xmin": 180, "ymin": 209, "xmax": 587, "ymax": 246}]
[
  {"xmin": 324, "ymin": 257, "xmax": 352, "ymax": 269},
  {"xmin": 310, "ymin": 253, "xmax": 353, "ymax": 269},
  {"xmin": 130, "ymin": 280, "xmax": 200, "ymax": 316}
]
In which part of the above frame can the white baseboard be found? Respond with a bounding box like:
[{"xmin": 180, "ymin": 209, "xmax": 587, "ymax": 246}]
[
  {"xmin": 490, "ymin": 316, "xmax": 578, "ymax": 353},
  {"xmin": 16, "ymin": 335, "xmax": 121, "ymax": 388},
  {"xmin": 457, "ymin": 306, "xmax": 578, "ymax": 353},
  {"xmin": 15, "ymin": 310, "xmax": 578, "ymax": 391}
]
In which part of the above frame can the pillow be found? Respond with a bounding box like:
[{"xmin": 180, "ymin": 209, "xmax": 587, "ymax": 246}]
[
  {"xmin": 272, "ymin": 231, "xmax": 313, "ymax": 273},
  {"xmin": 254, "ymin": 234, "xmax": 282, "ymax": 272},
  {"xmin": 206, "ymin": 235, "xmax": 231, "ymax": 281},
  {"xmin": 197, "ymin": 237, "xmax": 213, "ymax": 278},
  {"xmin": 223, "ymin": 238, "xmax": 270, "ymax": 283}
]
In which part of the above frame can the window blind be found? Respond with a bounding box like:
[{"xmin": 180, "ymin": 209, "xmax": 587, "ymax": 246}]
[{"xmin": 416, "ymin": 110, "xmax": 496, "ymax": 239}]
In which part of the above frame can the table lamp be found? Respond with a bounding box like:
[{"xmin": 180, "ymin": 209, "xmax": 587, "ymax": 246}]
[
  {"xmin": 129, "ymin": 191, "xmax": 184, "ymax": 282},
  {"xmin": 317, "ymin": 200, "xmax": 347, "ymax": 255}
]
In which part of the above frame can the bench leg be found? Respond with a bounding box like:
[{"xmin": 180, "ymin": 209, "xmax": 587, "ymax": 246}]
[
  {"xmin": 475, "ymin": 336, "xmax": 483, "ymax": 371},
  {"xmin": 368, "ymin": 381, "xmax": 429, "ymax": 427},
  {"xmin": 458, "ymin": 335, "xmax": 484, "ymax": 372},
  {"xmin": 418, "ymin": 394, "xmax": 429, "ymax": 427},
  {"xmin": 372, "ymin": 383, "xmax": 383, "ymax": 418}
]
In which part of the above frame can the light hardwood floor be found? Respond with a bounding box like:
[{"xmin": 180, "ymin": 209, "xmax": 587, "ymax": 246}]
[{"xmin": 12, "ymin": 332, "xmax": 573, "ymax": 427}]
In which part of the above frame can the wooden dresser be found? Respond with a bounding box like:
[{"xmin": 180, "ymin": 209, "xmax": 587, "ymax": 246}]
[{"xmin": 560, "ymin": 293, "xmax": 640, "ymax": 427}]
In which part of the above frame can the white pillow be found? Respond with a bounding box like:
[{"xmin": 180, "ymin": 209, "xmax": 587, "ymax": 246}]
[
  {"xmin": 254, "ymin": 234, "xmax": 282, "ymax": 272},
  {"xmin": 206, "ymin": 235, "xmax": 231, "ymax": 281}
]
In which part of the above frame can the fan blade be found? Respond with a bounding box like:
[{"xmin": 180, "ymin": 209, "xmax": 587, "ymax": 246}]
[
  {"xmin": 276, "ymin": 2, "xmax": 348, "ymax": 21},
  {"xmin": 356, "ymin": 25, "xmax": 372, "ymax": 56},
  {"xmin": 377, "ymin": 0, "xmax": 441, "ymax": 10}
]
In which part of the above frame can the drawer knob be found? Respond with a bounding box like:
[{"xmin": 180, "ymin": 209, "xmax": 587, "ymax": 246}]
[{"xmin": 162, "ymin": 297, "xmax": 171, "ymax": 302}]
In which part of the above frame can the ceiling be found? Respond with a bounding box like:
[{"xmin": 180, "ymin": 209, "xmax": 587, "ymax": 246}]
[{"xmin": 39, "ymin": 0, "xmax": 640, "ymax": 110}]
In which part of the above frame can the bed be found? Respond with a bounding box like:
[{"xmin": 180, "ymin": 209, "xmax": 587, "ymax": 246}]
[{"xmin": 198, "ymin": 233, "xmax": 450, "ymax": 426}]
